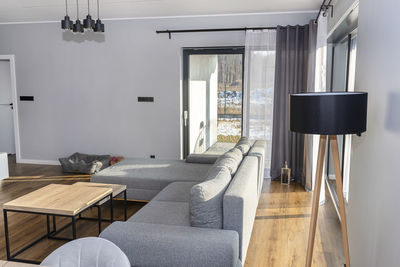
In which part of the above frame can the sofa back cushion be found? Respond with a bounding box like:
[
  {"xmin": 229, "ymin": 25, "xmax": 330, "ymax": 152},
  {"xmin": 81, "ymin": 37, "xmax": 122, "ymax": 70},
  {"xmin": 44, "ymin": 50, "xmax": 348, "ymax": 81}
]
[
  {"xmin": 235, "ymin": 137, "xmax": 252, "ymax": 155},
  {"xmin": 190, "ymin": 166, "xmax": 231, "ymax": 229},
  {"xmin": 247, "ymin": 140, "xmax": 267, "ymax": 196},
  {"xmin": 223, "ymin": 156, "xmax": 259, "ymax": 262},
  {"xmin": 214, "ymin": 148, "xmax": 243, "ymax": 175}
]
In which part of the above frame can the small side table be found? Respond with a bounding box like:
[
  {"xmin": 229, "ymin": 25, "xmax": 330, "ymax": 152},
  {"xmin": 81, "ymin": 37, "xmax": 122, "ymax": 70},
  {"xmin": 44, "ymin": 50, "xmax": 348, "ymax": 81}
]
[{"xmin": 73, "ymin": 182, "xmax": 128, "ymax": 224}]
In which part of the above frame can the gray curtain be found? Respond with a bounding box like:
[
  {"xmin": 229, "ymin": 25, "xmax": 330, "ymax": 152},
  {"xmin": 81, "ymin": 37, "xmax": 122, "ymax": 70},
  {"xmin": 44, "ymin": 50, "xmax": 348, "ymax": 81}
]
[{"xmin": 270, "ymin": 22, "xmax": 317, "ymax": 184}]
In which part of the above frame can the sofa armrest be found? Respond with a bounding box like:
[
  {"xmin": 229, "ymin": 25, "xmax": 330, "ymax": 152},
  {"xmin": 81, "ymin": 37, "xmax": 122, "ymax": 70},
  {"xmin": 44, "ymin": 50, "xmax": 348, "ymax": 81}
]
[
  {"xmin": 100, "ymin": 221, "xmax": 241, "ymax": 267},
  {"xmin": 186, "ymin": 154, "xmax": 220, "ymax": 164}
]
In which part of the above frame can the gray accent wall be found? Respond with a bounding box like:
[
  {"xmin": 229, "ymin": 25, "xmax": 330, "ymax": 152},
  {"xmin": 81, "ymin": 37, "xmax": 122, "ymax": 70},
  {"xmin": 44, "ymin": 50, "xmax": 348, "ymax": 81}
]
[{"xmin": 0, "ymin": 12, "xmax": 315, "ymax": 162}]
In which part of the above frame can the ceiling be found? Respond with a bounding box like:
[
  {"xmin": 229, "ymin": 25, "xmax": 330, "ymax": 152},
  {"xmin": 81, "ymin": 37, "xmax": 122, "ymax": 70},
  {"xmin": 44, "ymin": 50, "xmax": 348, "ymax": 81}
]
[{"xmin": 0, "ymin": 0, "xmax": 321, "ymax": 23}]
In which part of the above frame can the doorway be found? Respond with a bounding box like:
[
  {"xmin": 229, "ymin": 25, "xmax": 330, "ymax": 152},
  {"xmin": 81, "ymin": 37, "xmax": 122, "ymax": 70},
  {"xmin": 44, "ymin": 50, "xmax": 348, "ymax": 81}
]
[
  {"xmin": 182, "ymin": 47, "xmax": 244, "ymax": 158},
  {"xmin": 0, "ymin": 55, "xmax": 20, "ymax": 160}
]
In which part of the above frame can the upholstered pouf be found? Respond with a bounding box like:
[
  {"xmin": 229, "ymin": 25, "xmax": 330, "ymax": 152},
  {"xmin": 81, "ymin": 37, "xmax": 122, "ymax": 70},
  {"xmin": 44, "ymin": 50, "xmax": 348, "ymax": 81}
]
[{"xmin": 41, "ymin": 237, "xmax": 130, "ymax": 267}]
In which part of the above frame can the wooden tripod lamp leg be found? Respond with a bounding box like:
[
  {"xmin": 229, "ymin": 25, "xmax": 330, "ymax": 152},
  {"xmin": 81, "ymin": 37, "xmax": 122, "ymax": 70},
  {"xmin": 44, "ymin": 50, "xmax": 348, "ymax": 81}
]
[
  {"xmin": 305, "ymin": 135, "xmax": 327, "ymax": 267},
  {"xmin": 330, "ymin": 135, "xmax": 351, "ymax": 267}
]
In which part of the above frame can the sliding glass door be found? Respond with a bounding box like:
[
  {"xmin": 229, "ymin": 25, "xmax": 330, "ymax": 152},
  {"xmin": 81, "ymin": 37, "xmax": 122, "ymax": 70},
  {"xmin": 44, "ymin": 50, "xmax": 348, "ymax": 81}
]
[
  {"xmin": 327, "ymin": 32, "xmax": 358, "ymax": 206},
  {"xmin": 182, "ymin": 47, "xmax": 244, "ymax": 158}
]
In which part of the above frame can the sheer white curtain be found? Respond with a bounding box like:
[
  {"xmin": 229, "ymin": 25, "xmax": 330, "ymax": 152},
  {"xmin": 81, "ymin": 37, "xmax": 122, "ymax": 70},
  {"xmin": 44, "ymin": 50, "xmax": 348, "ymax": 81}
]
[{"xmin": 243, "ymin": 30, "xmax": 276, "ymax": 176}]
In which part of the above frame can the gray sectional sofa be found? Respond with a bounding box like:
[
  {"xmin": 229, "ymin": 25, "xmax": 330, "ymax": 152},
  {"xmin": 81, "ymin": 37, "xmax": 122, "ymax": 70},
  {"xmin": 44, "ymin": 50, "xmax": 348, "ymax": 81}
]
[{"xmin": 95, "ymin": 138, "xmax": 267, "ymax": 267}]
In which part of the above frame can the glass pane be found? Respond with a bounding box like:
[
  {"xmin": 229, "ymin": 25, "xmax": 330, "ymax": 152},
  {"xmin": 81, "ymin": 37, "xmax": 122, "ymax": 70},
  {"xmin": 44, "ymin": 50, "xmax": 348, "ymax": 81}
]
[
  {"xmin": 217, "ymin": 55, "xmax": 243, "ymax": 143},
  {"xmin": 188, "ymin": 53, "xmax": 243, "ymax": 154}
]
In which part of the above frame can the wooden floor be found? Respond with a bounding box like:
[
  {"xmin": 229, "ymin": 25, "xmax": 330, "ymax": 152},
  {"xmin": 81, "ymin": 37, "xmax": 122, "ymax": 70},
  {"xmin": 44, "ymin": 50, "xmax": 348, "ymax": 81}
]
[{"xmin": 0, "ymin": 156, "xmax": 343, "ymax": 266}]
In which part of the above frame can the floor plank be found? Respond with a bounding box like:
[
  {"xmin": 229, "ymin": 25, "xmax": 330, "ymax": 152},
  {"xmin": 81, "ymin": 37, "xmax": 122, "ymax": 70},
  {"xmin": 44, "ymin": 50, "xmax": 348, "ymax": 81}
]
[{"xmin": 244, "ymin": 181, "xmax": 344, "ymax": 267}]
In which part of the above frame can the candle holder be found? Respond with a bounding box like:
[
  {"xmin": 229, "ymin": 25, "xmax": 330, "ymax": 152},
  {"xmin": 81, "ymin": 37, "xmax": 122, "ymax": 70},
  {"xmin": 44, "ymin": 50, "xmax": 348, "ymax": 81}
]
[{"xmin": 281, "ymin": 161, "xmax": 291, "ymax": 185}]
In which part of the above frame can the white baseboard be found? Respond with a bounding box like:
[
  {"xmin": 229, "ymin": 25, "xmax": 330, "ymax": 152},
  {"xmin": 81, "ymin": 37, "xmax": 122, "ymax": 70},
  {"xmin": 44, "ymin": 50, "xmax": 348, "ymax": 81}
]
[{"xmin": 17, "ymin": 158, "xmax": 60, "ymax": 165}]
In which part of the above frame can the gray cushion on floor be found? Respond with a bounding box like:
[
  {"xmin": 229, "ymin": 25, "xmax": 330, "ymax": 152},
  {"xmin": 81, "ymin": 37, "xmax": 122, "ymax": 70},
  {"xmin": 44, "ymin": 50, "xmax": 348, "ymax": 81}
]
[
  {"xmin": 40, "ymin": 237, "xmax": 130, "ymax": 267},
  {"xmin": 129, "ymin": 201, "xmax": 190, "ymax": 226},
  {"xmin": 152, "ymin": 182, "xmax": 198, "ymax": 202},
  {"xmin": 214, "ymin": 148, "xmax": 243, "ymax": 175},
  {"xmin": 190, "ymin": 166, "xmax": 231, "ymax": 229},
  {"xmin": 91, "ymin": 158, "xmax": 211, "ymax": 192}
]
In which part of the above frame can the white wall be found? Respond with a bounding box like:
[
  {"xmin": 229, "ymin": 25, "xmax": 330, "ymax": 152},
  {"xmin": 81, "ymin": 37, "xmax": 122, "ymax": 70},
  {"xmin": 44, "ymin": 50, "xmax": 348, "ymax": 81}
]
[
  {"xmin": 348, "ymin": 0, "xmax": 400, "ymax": 266},
  {"xmin": 0, "ymin": 12, "xmax": 315, "ymax": 162},
  {"xmin": 328, "ymin": 0, "xmax": 358, "ymax": 32}
]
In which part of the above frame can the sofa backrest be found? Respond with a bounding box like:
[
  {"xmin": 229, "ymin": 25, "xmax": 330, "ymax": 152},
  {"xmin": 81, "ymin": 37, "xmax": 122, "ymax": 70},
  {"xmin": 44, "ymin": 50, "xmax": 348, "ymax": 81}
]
[
  {"xmin": 247, "ymin": 140, "xmax": 267, "ymax": 196},
  {"xmin": 222, "ymin": 155, "xmax": 259, "ymax": 262}
]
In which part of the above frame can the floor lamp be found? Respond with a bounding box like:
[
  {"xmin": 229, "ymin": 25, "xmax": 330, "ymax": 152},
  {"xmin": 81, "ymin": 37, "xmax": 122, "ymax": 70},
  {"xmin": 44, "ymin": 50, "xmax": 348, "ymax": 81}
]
[{"xmin": 289, "ymin": 92, "xmax": 368, "ymax": 267}]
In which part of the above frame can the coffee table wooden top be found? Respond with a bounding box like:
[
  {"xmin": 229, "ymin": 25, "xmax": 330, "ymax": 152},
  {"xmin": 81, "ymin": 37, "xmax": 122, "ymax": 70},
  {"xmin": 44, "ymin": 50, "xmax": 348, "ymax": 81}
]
[
  {"xmin": 73, "ymin": 182, "xmax": 126, "ymax": 197},
  {"xmin": 3, "ymin": 184, "xmax": 112, "ymax": 216},
  {"xmin": 0, "ymin": 260, "xmax": 47, "ymax": 266}
]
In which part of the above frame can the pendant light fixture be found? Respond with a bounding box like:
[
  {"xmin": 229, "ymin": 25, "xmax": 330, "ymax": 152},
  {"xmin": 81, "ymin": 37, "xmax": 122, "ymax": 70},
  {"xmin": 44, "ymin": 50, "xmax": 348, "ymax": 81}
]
[
  {"xmin": 83, "ymin": 0, "xmax": 95, "ymax": 29},
  {"xmin": 61, "ymin": 0, "xmax": 73, "ymax": 30},
  {"xmin": 73, "ymin": 0, "xmax": 84, "ymax": 33},
  {"xmin": 93, "ymin": 0, "xmax": 105, "ymax": 32}
]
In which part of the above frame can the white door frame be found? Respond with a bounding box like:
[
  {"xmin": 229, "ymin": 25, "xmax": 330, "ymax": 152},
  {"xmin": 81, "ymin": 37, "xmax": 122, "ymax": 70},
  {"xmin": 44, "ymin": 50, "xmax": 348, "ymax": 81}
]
[{"xmin": 0, "ymin": 55, "xmax": 21, "ymax": 162}]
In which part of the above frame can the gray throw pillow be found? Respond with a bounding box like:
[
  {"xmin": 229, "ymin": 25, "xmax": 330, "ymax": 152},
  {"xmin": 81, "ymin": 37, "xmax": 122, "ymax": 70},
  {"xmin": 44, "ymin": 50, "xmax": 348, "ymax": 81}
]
[
  {"xmin": 235, "ymin": 136, "xmax": 252, "ymax": 155},
  {"xmin": 214, "ymin": 148, "xmax": 243, "ymax": 175},
  {"xmin": 190, "ymin": 166, "xmax": 231, "ymax": 229},
  {"xmin": 235, "ymin": 143, "xmax": 251, "ymax": 155}
]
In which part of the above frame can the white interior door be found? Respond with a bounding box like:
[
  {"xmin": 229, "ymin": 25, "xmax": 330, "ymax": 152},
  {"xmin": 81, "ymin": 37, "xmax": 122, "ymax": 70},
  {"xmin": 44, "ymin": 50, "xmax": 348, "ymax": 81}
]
[{"xmin": 0, "ymin": 60, "xmax": 15, "ymax": 154}]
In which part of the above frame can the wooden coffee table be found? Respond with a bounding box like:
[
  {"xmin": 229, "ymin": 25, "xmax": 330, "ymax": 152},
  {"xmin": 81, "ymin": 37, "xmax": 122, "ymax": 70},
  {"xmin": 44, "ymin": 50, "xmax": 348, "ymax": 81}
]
[
  {"xmin": 73, "ymin": 182, "xmax": 127, "ymax": 221},
  {"xmin": 3, "ymin": 184, "xmax": 113, "ymax": 264}
]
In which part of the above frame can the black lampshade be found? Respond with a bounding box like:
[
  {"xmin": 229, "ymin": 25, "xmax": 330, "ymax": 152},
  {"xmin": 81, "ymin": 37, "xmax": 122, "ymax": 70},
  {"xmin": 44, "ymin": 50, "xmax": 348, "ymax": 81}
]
[
  {"xmin": 93, "ymin": 19, "xmax": 104, "ymax": 32},
  {"xmin": 61, "ymin": 15, "xmax": 73, "ymax": 30},
  {"xmin": 83, "ymin": 14, "xmax": 95, "ymax": 29},
  {"xmin": 73, "ymin": 20, "xmax": 84, "ymax": 33},
  {"xmin": 290, "ymin": 92, "xmax": 368, "ymax": 135}
]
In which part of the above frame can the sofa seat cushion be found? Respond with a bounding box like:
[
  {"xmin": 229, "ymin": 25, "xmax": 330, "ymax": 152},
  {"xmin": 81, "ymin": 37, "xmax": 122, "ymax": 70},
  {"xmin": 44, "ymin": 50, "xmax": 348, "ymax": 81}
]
[
  {"xmin": 152, "ymin": 182, "xmax": 198, "ymax": 202},
  {"xmin": 190, "ymin": 166, "xmax": 231, "ymax": 229},
  {"xmin": 128, "ymin": 201, "xmax": 190, "ymax": 226},
  {"xmin": 91, "ymin": 158, "xmax": 211, "ymax": 192}
]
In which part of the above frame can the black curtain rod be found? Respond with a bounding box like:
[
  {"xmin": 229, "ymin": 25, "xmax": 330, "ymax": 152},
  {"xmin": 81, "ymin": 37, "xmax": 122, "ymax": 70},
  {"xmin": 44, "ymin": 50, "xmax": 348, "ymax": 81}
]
[
  {"xmin": 315, "ymin": 0, "xmax": 333, "ymax": 22},
  {"xmin": 156, "ymin": 25, "xmax": 308, "ymax": 39}
]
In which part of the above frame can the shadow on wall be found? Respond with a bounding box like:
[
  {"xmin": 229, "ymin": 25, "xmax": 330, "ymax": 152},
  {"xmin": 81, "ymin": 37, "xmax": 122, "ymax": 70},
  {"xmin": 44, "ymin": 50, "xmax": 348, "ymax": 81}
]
[
  {"xmin": 385, "ymin": 92, "xmax": 400, "ymax": 134},
  {"xmin": 62, "ymin": 31, "xmax": 105, "ymax": 43}
]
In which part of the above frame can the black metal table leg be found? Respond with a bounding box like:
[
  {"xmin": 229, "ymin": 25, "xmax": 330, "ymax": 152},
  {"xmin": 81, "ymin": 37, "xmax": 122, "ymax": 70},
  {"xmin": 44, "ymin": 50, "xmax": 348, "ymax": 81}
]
[
  {"xmin": 4, "ymin": 210, "xmax": 10, "ymax": 260},
  {"xmin": 110, "ymin": 193, "xmax": 113, "ymax": 223},
  {"xmin": 52, "ymin": 215, "xmax": 56, "ymax": 232},
  {"xmin": 98, "ymin": 205, "xmax": 102, "ymax": 234},
  {"xmin": 124, "ymin": 190, "xmax": 127, "ymax": 221},
  {"xmin": 71, "ymin": 216, "xmax": 77, "ymax": 239},
  {"xmin": 46, "ymin": 215, "xmax": 51, "ymax": 237}
]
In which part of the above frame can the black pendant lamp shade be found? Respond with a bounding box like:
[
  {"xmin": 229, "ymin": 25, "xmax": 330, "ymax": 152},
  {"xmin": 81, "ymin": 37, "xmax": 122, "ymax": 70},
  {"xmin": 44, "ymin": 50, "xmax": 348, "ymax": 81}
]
[
  {"xmin": 289, "ymin": 92, "xmax": 368, "ymax": 135},
  {"xmin": 94, "ymin": 19, "xmax": 105, "ymax": 32},
  {"xmin": 73, "ymin": 19, "xmax": 84, "ymax": 33},
  {"xmin": 93, "ymin": 0, "xmax": 104, "ymax": 32},
  {"xmin": 73, "ymin": 0, "xmax": 84, "ymax": 33},
  {"xmin": 61, "ymin": 0, "xmax": 73, "ymax": 30},
  {"xmin": 83, "ymin": 15, "xmax": 95, "ymax": 29},
  {"xmin": 61, "ymin": 15, "xmax": 73, "ymax": 30},
  {"xmin": 83, "ymin": 0, "xmax": 95, "ymax": 29}
]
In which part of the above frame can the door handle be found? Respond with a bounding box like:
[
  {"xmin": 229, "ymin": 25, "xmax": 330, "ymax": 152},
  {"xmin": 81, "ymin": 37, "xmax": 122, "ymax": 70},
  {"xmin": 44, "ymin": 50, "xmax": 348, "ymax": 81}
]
[
  {"xmin": 0, "ymin": 103, "xmax": 13, "ymax": 109},
  {"xmin": 184, "ymin": 110, "xmax": 188, "ymax": 127}
]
